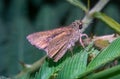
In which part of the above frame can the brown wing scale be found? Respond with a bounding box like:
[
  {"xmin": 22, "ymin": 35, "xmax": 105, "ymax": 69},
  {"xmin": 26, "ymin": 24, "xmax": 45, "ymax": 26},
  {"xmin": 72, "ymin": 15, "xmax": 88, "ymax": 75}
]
[
  {"xmin": 47, "ymin": 31, "xmax": 71, "ymax": 58},
  {"xmin": 27, "ymin": 26, "xmax": 74, "ymax": 54},
  {"xmin": 53, "ymin": 42, "xmax": 70, "ymax": 62}
]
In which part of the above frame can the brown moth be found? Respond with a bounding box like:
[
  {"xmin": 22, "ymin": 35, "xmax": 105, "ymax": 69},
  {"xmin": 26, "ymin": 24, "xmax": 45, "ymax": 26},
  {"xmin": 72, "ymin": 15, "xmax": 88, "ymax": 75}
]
[{"xmin": 27, "ymin": 20, "xmax": 87, "ymax": 62}]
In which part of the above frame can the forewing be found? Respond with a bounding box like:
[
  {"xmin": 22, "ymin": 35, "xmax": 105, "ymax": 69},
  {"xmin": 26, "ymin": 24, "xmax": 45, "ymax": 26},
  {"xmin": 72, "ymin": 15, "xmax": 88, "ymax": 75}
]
[
  {"xmin": 27, "ymin": 31, "xmax": 50, "ymax": 51},
  {"xmin": 47, "ymin": 27, "xmax": 74, "ymax": 58},
  {"xmin": 53, "ymin": 42, "xmax": 70, "ymax": 62},
  {"xmin": 27, "ymin": 26, "xmax": 73, "ymax": 53}
]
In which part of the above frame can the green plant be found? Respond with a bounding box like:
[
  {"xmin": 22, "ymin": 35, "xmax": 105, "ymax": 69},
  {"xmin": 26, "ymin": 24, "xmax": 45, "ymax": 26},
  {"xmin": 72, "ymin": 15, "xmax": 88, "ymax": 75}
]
[{"xmin": 1, "ymin": 0, "xmax": 120, "ymax": 79}]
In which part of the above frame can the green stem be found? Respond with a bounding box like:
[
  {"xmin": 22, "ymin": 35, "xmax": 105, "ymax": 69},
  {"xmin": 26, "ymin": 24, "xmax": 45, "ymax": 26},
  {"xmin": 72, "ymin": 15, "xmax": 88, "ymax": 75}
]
[
  {"xmin": 86, "ymin": 65, "xmax": 120, "ymax": 79},
  {"xmin": 81, "ymin": 0, "xmax": 110, "ymax": 32},
  {"xmin": 15, "ymin": 55, "xmax": 47, "ymax": 78}
]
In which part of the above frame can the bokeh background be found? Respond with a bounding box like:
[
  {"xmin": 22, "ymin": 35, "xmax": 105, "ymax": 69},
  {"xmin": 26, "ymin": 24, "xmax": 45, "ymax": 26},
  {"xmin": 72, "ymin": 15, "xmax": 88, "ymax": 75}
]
[{"xmin": 0, "ymin": 0, "xmax": 120, "ymax": 77}]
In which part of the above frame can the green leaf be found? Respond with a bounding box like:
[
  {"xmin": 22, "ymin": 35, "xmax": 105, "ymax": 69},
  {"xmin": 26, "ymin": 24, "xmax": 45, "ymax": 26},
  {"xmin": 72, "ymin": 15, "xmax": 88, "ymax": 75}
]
[
  {"xmin": 67, "ymin": 0, "xmax": 88, "ymax": 12},
  {"xmin": 110, "ymin": 74, "xmax": 120, "ymax": 79},
  {"xmin": 87, "ymin": 37, "xmax": 120, "ymax": 70},
  {"xmin": 56, "ymin": 46, "xmax": 88, "ymax": 79},
  {"xmin": 34, "ymin": 60, "xmax": 55, "ymax": 79},
  {"xmin": 93, "ymin": 12, "xmax": 120, "ymax": 34},
  {"xmin": 77, "ymin": 37, "xmax": 120, "ymax": 78}
]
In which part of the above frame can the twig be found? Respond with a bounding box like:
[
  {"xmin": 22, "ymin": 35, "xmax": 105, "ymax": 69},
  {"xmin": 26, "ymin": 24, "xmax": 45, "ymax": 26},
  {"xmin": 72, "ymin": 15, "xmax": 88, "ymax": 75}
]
[
  {"xmin": 81, "ymin": 0, "xmax": 110, "ymax": 32},
  {"xmin": 15, "ymin": 55, "xmax": 47, "ymax": 78}
]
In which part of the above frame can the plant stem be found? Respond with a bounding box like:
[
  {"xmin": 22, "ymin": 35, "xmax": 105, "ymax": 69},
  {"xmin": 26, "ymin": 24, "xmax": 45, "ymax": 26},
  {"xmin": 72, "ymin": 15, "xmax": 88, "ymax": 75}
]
[
  {"xmin": 86, "ymin": 64, "xmax": 120, "ymax": 79},
  {"xmin": 81, "ymin": 0, "xmax": 110, "ymax": 32},
  {"xmin": 15, "ymin": 55, "xmax": 47, "ymax": 78}
]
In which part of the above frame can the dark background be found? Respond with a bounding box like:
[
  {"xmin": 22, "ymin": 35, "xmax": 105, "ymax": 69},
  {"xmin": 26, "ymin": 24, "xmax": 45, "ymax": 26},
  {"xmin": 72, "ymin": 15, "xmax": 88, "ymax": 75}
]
[{"xmin": 0, "ymin": 0, "xmax": 120, "ymax": 77}]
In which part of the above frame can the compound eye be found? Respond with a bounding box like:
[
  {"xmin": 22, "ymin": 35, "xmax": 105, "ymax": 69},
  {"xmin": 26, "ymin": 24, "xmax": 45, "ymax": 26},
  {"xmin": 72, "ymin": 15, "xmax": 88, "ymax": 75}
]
[{"xmin": 79, "ymin": 24, "xmax": 83, "ymax": 29}]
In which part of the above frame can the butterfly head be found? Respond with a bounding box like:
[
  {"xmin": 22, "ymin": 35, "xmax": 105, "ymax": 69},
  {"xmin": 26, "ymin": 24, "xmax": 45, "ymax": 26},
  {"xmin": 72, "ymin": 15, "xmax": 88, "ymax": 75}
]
[{"xmin": 72, "ymin": 20, "xmax": 83, "ymax": 30}]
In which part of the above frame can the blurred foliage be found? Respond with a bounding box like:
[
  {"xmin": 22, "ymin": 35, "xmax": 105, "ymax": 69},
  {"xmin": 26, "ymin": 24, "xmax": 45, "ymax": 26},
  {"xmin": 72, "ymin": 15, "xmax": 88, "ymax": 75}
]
[{"xmin": 0, "ymin": 0, "xmax": 120, "ymax": 78}]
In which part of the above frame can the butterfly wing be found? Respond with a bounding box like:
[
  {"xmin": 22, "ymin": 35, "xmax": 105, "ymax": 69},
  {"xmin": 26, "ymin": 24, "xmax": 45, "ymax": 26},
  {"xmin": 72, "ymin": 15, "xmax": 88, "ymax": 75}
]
[
  {"xmin": 53, "ymin": 42, "xmax": 70, "ymax": 62},
  {"xmin": 47, "ymin": 30, "xmax": 72, "ymax": 58},
  {"xmin": 27, "ymin": 31, "xmax": 50, "ymax": 51},
  {"xmin": 27, "ymin": 27, "xmax": 64, "ymax": 49},
  {"xmin": 27, "ymin": 26, "xmax": 78, "ymax": 62}
]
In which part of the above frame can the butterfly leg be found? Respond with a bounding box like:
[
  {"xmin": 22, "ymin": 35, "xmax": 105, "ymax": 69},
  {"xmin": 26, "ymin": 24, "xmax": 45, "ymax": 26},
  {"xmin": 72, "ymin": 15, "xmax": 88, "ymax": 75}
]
[
  {"xmin": 79, "ymin": 33, "xmax": 88, "ymax": 47},
  {"xmin": 81, "ymin": 34, "xmax": 88, "ymax": 38}
]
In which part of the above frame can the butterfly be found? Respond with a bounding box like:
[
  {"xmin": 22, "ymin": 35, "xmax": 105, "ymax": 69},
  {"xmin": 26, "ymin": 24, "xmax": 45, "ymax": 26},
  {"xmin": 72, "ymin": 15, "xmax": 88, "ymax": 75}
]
[{"xmin": 27, "ymin": 20, "xmax": 88, "ymax": 62}]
